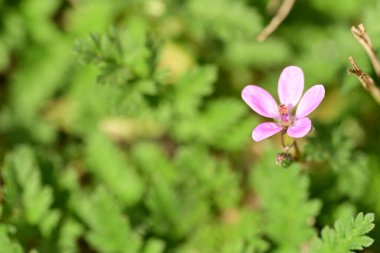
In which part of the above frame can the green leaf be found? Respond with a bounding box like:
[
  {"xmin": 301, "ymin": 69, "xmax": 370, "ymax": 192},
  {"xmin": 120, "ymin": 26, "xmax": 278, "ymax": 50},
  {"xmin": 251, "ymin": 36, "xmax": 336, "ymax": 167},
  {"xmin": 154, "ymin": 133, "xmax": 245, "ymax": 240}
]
[
  {"xmin": 251, "ymin": 149, "xmax": 321, "ymax": 250},
  {"xmin": 185, "ymin": 0, "xmax": 262, "ymax": 40},
  {"xmin": 11, "ymin": 40, "xmax": 72, "ymax": 122},
  {"xmin": 172, "ymin": 65, "xmax": 216, "ymax": 117},
  {"xmin": 75, "ymin": 187, "xmax": 141, "ymax": 253},
  {"xmin": 309, "ymin": 213, "xmax": 375, "ymax": 253},
  {"xmin": 142, "ymin": 238, "xmax": 165, "ymax": 253},
  {"xmin": 57, "ymin": 219, "xmax": 83, "ymax": 253},
  {"xmin": 177, "ymin": 210, "xmax": 267, "ymax": 253},
  {"xmin": 174, "ymin": 145, "xmax": 241, "ymax": 209},
  {"xmin": 75, "ymin": 18, "xmax": 151, "ymax": 85},
  {"xmin": 2, "ymin": 147, "xmax": 59, "ymax": 236},
  {"xmin": 85, "ymin": 131, "xmax": 144, "ymax": 206},
  {"xmin": 173, "ymin": 98, "xmax": 256, "ymax": 151},
  {"xmin": 0, "ymin": 226, "xmax": 24, "ymax": 253}
]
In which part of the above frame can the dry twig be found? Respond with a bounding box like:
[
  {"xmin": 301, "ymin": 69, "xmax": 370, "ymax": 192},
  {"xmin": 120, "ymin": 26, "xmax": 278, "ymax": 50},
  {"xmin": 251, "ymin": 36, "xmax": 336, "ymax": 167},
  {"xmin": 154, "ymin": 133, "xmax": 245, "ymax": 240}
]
[
  {"xmin": 351, "ymin": 24, "xmax": 380, "ymax": 77},
  {"xmin": 257, "ymin": 0, "xmax": 296, "ymax": 42},
  {"xmin": 348, "ymin": 56, "xmax": 380, "ymax": 104}
]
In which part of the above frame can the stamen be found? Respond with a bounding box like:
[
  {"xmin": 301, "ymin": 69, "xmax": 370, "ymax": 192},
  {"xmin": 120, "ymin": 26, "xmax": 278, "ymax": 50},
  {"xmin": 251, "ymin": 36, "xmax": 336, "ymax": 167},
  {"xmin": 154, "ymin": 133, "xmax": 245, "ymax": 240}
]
[
  {"xmin": 278, "ymin": 104, "xmax": 288, "ymax": 115},
  {"xmin": 278, "ymin": 104, "xmax": 291, "ymax": 126}
]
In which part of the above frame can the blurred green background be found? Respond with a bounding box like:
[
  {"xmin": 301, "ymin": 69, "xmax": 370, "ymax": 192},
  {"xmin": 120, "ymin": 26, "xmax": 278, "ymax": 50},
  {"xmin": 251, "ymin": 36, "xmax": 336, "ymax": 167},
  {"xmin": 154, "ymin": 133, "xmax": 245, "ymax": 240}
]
[{"xmin": 1, "ymin": 0, "xmax": 380, "ymax": 252}]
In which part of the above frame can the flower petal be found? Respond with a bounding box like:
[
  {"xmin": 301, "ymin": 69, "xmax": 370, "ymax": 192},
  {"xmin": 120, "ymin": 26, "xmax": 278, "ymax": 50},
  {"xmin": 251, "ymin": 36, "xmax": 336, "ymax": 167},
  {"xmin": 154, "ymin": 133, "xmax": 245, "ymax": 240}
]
[
  {"xmin": 242, "ymin": 85, "xmax": 279, "ymax": 118},
  {"xmin": 252, "ymin": 122, "xmax": 283, "ymax": 142},
  {"xmin": 296, "ymin": 84, "xmax": 325, "ymax": 118},
  {"xmin": 278, "ymin": 66, "xmax": 304, "ymax": 107},
  {"xmin": 287, "ymin": 117, "xmax": 312, "ymax": 138}
]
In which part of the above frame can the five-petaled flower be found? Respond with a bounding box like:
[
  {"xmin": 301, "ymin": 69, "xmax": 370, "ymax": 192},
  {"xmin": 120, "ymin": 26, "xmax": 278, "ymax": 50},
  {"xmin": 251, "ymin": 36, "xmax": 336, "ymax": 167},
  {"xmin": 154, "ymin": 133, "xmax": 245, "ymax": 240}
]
[{"xmin": 242, "ymin": 66, "xmax": 325, "ymax": 142}]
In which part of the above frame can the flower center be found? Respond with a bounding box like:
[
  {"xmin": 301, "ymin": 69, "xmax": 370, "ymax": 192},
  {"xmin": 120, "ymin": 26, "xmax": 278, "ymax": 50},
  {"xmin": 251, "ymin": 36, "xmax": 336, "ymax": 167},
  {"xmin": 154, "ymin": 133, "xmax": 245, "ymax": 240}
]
[{"xmin": 278, "ymin": 104, "xmax": 292, "ymax": 126}]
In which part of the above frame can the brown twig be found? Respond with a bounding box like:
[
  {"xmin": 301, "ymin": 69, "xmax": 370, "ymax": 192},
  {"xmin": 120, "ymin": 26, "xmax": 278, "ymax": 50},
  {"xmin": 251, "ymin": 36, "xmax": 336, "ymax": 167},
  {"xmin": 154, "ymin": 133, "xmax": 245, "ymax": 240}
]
[
  {"xmin": 257, "ymin": 0, "xmax": 296, "ymax": 42},
  {"xmin": 348, "ymin": 56, "xmax": 380, "ymax": 104},
  {"xmin": 351, "ymin": 24, "xmax": 380, "ymax": 77}
]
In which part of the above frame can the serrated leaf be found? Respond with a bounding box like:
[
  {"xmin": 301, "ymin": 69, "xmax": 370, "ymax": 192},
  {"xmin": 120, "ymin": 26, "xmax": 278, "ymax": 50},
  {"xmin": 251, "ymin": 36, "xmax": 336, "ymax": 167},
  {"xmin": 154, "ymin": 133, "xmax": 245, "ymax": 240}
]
[
  {"xmin": 85, "ymin": 132, "xmax": 144, "ymax": 206},
  {"xmin": 173, "ymin": 98, "xmax": 255, "ymax": 151},
  {"xmin": 173, "ymin": 65, "xmax": 216, "ymax": 117},
  {"xmin": 75, "ymin": 187, "xmax": 141, "ymax": 253},
  {"xmin": 310, "ymin": 213, "xmax": 375, "ymax": 253},
  {"xmin": 251, "ymin": 150, "xmax": 321, "ymax": 250},
  {"xmin": 0, "ymin": 227, "xmax": 23, "ymax": 253},
  {"xmin": 2, "ymin": 147, "xmax": 59, "ymax": 236},
  {"xmin": 58, "ymin": 219, "xmax": 83, "ymax": 253}
]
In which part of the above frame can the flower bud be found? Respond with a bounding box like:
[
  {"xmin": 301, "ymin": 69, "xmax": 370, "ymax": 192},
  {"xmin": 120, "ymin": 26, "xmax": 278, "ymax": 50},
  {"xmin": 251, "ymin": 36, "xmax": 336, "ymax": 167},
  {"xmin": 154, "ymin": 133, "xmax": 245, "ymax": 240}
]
[{"xmin": 276, "ymin": 152, "xmax": 292, "ymax": 168}]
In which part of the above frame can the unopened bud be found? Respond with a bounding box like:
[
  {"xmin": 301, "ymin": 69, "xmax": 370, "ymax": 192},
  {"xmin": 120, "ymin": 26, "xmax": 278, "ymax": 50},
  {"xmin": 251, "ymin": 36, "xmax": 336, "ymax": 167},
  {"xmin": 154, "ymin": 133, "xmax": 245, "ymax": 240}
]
[{"xmin": 276, "ymin": 152, "xmax": 292, "ymax": 168}]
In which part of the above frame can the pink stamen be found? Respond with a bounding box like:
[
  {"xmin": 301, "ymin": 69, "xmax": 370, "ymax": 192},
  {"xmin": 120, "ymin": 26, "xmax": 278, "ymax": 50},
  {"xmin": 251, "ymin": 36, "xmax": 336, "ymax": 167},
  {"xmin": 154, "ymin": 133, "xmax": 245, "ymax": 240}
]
[{"xmin": 278, "ymin": 104, "xmax": 291, "ymax": 126}]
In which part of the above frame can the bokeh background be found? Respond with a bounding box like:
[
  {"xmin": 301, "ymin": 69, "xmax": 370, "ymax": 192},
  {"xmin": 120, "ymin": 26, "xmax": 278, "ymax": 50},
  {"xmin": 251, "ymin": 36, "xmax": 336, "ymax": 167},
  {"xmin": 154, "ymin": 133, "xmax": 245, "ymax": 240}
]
[{"xmin": 1, "ymin": 0, "xmax": 380, "ymax": 252}]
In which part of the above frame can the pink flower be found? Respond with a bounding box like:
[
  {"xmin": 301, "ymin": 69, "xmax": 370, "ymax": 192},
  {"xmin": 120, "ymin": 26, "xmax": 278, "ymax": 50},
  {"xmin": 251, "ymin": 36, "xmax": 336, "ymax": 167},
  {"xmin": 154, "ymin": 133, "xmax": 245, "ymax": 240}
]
[{"xmin": 242, "ymin": 66, "xmax": 325, "ymax": 142}]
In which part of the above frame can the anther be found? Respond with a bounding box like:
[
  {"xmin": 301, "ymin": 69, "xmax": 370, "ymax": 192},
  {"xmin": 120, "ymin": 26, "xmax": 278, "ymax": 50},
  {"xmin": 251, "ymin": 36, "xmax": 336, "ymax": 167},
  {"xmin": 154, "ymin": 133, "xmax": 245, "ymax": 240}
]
[
  {"xmin": 278, "ymin": 104, "xmax": 291, "ymax": 126},
  {"xmin": 278, "ymin": 104, "xmax": 288, "ymax": 115}
]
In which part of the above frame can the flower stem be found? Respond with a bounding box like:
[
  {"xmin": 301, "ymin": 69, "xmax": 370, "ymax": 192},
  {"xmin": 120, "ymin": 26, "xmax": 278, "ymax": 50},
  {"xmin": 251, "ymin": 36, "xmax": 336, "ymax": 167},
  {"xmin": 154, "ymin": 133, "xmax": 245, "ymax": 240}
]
[
  {"xmin": 293, "ymin": 139, "xmax": 301, "ymax": 161},
  {"xmin": 281, "ymin": 130, "xmax": 294, "ymax": 149},
  {"xmin": 280, "ymin": 131, "xmax": 302, "ymax": 162}
]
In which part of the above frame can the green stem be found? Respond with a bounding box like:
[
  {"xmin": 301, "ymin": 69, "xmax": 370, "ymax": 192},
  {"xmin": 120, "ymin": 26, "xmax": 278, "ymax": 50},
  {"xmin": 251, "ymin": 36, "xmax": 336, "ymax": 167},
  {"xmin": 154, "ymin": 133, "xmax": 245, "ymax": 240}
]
[{"xmin": 293, "ymin": 139, "xmax": 301, "ymax": 161}]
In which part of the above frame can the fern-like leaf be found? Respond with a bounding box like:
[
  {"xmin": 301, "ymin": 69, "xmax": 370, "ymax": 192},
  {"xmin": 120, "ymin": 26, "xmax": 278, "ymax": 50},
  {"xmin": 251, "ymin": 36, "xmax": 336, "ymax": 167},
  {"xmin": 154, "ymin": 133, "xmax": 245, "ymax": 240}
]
[{"xmin": 309, "ymin": 213, "xmax": 375, "ymax": 253}]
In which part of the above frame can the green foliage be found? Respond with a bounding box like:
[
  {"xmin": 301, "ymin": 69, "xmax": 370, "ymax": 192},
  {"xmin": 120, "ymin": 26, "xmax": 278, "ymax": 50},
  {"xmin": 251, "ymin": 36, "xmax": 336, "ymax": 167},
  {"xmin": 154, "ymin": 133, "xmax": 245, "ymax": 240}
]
[
  {"xmin": 57, "ymin": 219, "xmax": 83, "ymax": 253},
  {"xmin": 305, "ymin": 122, "xmax": 369, "ymax": 201},
  {"xmin": 184, "ymin": 0, "xmax": 262, "ymax": 41},
  {"xmin": 225, "ymin": 39, "xmax": 292, "ymax": 68},
  {"xmin": 177, "ymin": 210, "xmax": 267, "ymax": 253},
  {"xmin": 2, "ymin": 147, "xmax": 60, "ymax": 237},
  {"xmin": 85, "ymin": 132, "xmax": 144, "ymax": 206},
  {"xmin": 75, "ymin": 187, "xmax": 141, "ymax": 253},
  {"xmin": 132, "ymin": 143, "xmax": 242, "ymax": 239},
  {"xmin": 172, "ymin": 65, "xmax": 216, "ymax": 117},
  {"xmin": 251, "ymin": 150, "xmax": 321, "ymax": 251},
  {"xmin": 309, "ymin": 213, "xmax": 375, "ymax": 253},
  {"xmin": 173, "ymin": 98, "xmax": 256, "ymax": 150},
  {"xmin": 0, "ymin": 226, "xmax": 24, "ymax": 253},
  {"xmin": 0, "ymin": 0, "xmax": 379, "ymax": 252},
  {"xmin": 75, "ymin": 19, "xmax": 153, "ymax": 85}
]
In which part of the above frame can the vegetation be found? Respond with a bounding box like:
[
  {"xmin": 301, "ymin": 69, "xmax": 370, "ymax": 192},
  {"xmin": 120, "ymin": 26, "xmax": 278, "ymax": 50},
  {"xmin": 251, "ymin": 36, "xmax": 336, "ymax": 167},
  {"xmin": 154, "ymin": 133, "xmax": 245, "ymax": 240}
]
[{"xmin": 0, "ymin": 0, "xmax": 380, "ymax": 252}]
